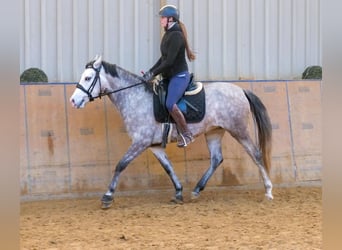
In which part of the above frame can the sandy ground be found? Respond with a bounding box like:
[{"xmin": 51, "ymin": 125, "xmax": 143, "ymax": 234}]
[{"xmin": 20, "ymin": 186, "xmax": 321, "ymax": 250}]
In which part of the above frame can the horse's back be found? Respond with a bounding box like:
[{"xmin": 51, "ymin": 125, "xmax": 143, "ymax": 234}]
[
  {"xmin": 200, "ymin": 81, "xmax": 250, "ymax": 130},
  {"xmin": 203, "ymin": 81, "xmax": 249, "ymax": 108}
]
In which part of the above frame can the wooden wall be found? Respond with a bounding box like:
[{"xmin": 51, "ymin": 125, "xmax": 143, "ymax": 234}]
[{"xmin": 20, "ymin": 81, "xmax": 322, "ymax": 200}]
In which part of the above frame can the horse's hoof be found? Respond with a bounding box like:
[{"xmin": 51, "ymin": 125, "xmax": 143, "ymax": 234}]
[
  {"xmin": 170, "ymin": 196, "xmax": 183, "ymax": 204},
  {"xmin": 101, "ymin": 194, "xmax": 114, "ymax": 209},
  {"xmin": 191, "ymin": 191, "xmax": 200, "ymax": 200},
  {"xmin": 101, "ymin": 202, "xmax": 112, "ymax": 209},
  {"xmin": 265, "ymin": 193, "xmax": 273, "ymax": 201}
]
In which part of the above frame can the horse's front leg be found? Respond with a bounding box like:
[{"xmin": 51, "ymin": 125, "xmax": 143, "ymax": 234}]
[
  {"xmin": 101, "ymin": 143, "xmax": 148, "ymax": 209},
  {"xmin": 149, "ymin": 146, "xmax": 183, "ymax": 204}
]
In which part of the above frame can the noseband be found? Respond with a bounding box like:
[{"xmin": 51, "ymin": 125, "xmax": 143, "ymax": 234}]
[{"xmin": 76, "ymin": 64, "xmax": 147, "ymax": 102}]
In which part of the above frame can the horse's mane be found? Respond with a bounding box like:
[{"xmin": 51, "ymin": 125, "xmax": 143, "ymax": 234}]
[
  {"xmin": 85, "ymin": 59, "xmax": 152, "ymax": 92},
  {"xmin": 102, "ymin": 61, "xmax": 119, "ymax": 78},
  {"xmin": 85, "ymin": 60, "xmax": 143, "ymax": 80},
  {"xmin": 85, "ymin": 60, "xmax": 120, "ymax": 78}
]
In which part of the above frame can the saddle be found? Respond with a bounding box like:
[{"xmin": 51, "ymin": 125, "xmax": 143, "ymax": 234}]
[
  {"xmin": 153, "ymin": 74, "xmax": 206, "ymax": 123},
  {"xmin": 152, "ymin": 74, "xmax": 206, "ymax": 147}
]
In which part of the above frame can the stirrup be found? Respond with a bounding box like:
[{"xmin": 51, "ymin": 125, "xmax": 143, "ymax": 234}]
[{"xmin": 177, "ymin": 133, "xmax": 194, "ymax": 148}]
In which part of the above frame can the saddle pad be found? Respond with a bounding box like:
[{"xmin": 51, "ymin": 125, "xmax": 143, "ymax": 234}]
[{"xmin": 153, "ymin": 87, "xmax": 206, "ymax": 123}]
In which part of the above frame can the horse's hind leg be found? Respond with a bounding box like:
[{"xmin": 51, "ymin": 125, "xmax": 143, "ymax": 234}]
[
  {"xmin": 191, "ymin": 129, "xmax": 225, "ymax": 199},
  {"xmin": 234, "ymin": 133, "xmax": 273, "ymax": 200},
  {"xmin": 149, "ymin": 147, "xmax": 184, "ymax": 204}
]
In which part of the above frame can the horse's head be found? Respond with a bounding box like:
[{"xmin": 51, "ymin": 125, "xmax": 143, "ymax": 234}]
[{"xmin": 70, "ymin": 55, "xmax": 104, "ymax": 108}]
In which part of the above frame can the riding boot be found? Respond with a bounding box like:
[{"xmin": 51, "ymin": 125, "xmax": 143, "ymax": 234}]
[{"xmin": 170, "ymin": 104, "xmax": 194, "ymax": 147}]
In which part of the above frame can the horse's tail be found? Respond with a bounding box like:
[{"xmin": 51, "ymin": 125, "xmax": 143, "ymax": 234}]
[{"xmin": 244, "ymin": 90, "xmax": 272, "ymax": 173}]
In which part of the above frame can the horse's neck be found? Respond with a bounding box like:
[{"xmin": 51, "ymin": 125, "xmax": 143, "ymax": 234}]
[{"xmin": 105, "ymin": 67, "xmax": 151, "ymax": 117}]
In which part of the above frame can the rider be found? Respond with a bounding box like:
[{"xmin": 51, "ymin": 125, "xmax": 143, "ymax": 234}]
[{"xmin": 143, "ymin": 5, "xmax": 196, "ymax": 147}]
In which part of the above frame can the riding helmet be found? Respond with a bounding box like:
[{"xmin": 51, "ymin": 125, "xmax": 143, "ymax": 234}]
[{"xmin": 159, "ymin": 5, "xmax": 179, "ymax": 20}]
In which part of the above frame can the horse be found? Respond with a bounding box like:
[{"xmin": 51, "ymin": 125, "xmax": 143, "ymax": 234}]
[{"xmin": 70, "ymin": 55, "xmax": 273, "ymax": 209}]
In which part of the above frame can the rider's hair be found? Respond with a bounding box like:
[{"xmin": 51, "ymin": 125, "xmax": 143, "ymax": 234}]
[{"xmin": 178, "ymin": 21, "xmax": 196, "ymax": 61}]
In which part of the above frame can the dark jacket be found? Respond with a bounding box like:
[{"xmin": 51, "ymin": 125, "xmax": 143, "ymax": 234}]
[{"xmin": 150, "ymin": 23, "xmax": 188, "ymax": 79}]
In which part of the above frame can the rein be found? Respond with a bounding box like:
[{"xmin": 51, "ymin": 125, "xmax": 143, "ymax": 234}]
[
  {"xmin": 96, "ymin": 81, "xmax": 146, "ymax": 99},
  {"xmin": 76, "ymin": 65, "xmax": 146, "ymax": 102}
]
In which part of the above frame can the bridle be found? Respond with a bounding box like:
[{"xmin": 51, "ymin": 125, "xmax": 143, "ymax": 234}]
[{"xmin": 76, "ymin": 64, "xmax": 146, "ymax": 102}]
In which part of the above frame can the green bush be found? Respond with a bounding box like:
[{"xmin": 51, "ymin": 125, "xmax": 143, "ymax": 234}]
[
  {"xmin": 20, "ymin": 68, "xmax": 48, "ymax": 82},
  {"xmin": 302, "ymin": 65, "xmax": 322, "ymax": 80}
]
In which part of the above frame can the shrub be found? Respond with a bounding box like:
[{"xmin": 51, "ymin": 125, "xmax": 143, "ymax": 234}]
[
  {"xmin": 20, "ymin": 68, "xmax": 48, "ymax": 82},
  {"xmin": 302, "ymin": 65, "xmax": 322, "ymax": 79}
]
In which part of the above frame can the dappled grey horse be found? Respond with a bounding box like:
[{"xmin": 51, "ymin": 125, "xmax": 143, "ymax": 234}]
[{"xmin": 70, "ymin": 56, "xmax": 273, "ymax": 209}]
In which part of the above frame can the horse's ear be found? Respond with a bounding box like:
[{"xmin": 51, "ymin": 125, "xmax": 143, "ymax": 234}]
[{"xmin": 93, "ymin": 55, "xmax": 102, "ymax": 69}]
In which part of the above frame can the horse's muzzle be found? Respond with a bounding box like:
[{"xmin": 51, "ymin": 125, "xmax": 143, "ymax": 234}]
[{"xmin": 70, "ymin": 97, "xmax": 85, "ymax": 109}]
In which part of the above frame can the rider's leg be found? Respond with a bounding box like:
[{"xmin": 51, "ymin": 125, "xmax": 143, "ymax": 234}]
[
  {"xmin": 166, "ymin": 72, "xmax": 194, "ymax": 147},
  {"xmin": 169, "ymin": 104, "xmax": 194, "ymax": 147}
]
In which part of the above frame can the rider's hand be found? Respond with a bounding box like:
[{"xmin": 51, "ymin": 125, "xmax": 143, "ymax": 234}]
[{"xmin": 142, "ymin": 70, "xmax": 154, "ymax": 82}]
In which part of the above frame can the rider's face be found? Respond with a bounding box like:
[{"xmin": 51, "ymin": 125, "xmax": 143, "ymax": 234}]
[{"xmin": 160, "ymin": 16, "xmax": 168, "ymax": 28}]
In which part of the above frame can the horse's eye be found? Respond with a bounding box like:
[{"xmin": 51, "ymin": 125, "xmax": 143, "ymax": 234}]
[{"xmin": 85, "ymin": 76, "xmax": 91, "ymax": 81}]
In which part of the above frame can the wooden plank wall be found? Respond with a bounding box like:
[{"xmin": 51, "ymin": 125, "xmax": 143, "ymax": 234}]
[{"xmin": 20, "ymin": 81, "xmax": 322, "ymax": 200}]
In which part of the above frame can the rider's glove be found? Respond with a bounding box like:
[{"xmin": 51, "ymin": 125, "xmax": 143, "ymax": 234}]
[{"xmin": 143, "ymin": 70, "xmax": 154, "ymax": 82}]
